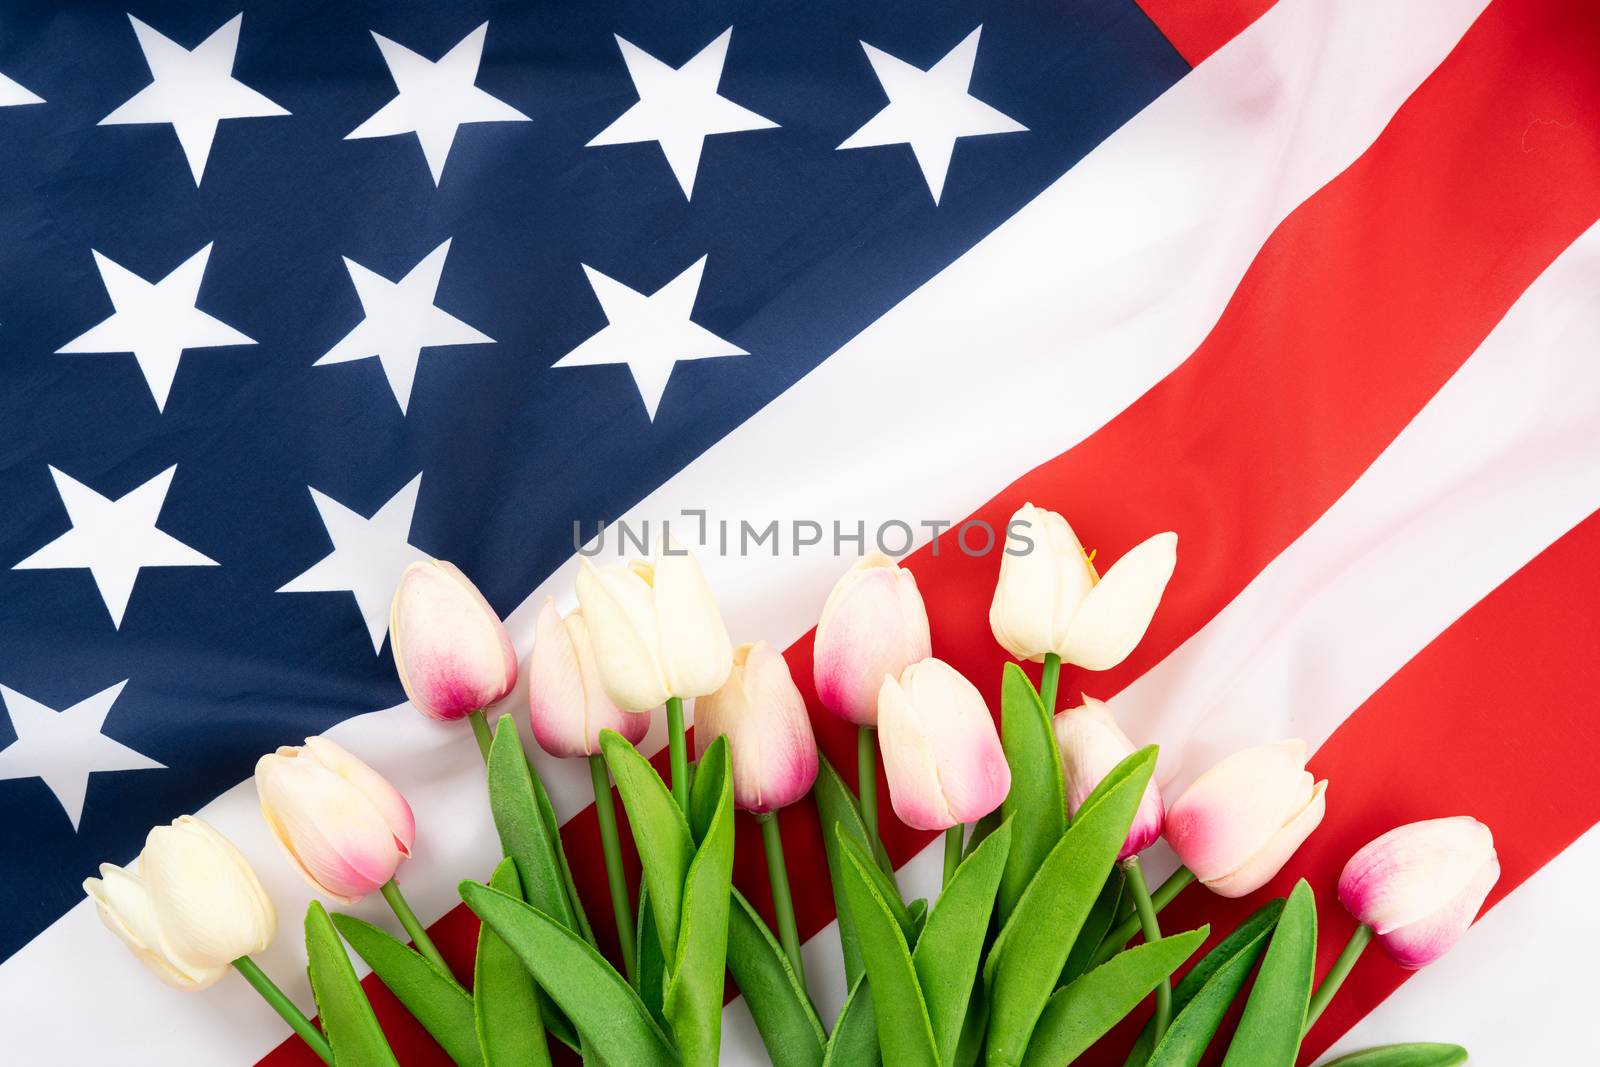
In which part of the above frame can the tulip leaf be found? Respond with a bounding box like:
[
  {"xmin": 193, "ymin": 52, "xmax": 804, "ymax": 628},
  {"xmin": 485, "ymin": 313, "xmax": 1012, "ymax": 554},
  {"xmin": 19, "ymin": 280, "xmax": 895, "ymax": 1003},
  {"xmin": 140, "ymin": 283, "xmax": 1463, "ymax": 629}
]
[
  {"xmin": 663, "ymin": 740, "xmax": 736, "ymax": 1066},
  {"xmin": 1061, "ymin": 868, "xmax": 1124, "ymax": 990},
  {"xmin": 603, "ymin": 728, "xmax": 695, "ymax": 966},
  {"xmin": 1318, "ymin": 1044, "xmax": 1469, "ymax": 1067},
  {"xmin": 458, "ymin": 880, "xmax": 678, "ymax": 1067},
  {"xmin": 1129, "ymin": 897, "xmax": 1283, "ymax": 1067},
  {"xmin": 330, "ymin": 912, "xmax": 481, "ymax": 1067},
  {"xmin": 1222, "ymin": 880, "xmax": 1317, "ymax": 1067},
  {"xmin": 816, "ymin": 754, "xmax": 910, "ymax": 987},
  {"xmin": 1019, "ymin": 928, "xmax": 1208, "ymax": 1067},
  {"xmin": 914, "ymin": 819, "xmax": 1012, "ymax": 1067},
  {"xmin": 823, "ymin": 975, "xmax": 882, "ymax": 1067},
  {"xmin": 305, "ymin": 900, "xmax": 399, "ymax": 1067},
  {"xmin": 473, "ymin": 858, "xmax": 552, "ymax": 1067},
  {"xmin": 526, "ymin": 740, "xmax": 597, "ymax": 949},
  {"xmin": 838, "ymin": 831, "xmax": 940, "ymax": 1067},
  {"xmin": 997, "ymin": 664, "xmax": 1067, "ymax": 923},
  {"xmin": 488, "ymin": 717, "xmax": 576, "ymax": 933},
  {"xmin": 984, "ymin": 745, "xmax": 1158, "ymax": 1067},
  {"xmin": 728, "ymin": 886, "xmax": 826, "ymax": 1067},
  {"xmin": 637, "ymin": 885, "xmax": 670, "ymax": 1032},
  {"xmin": 688, "ymin": 736, "xmax": 729, "ymax": 845},
  {"xmin": 952, "ymin": 977, "xmax": 989, "ymax": 1067}
]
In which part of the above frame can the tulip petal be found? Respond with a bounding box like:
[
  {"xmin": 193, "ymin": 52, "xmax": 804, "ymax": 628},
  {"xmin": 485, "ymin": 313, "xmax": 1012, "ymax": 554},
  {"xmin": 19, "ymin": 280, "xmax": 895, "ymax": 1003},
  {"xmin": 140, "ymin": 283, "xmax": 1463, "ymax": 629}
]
[
  {"xmin": 390, "ymin": 560, "xmax": 518, "ymax": 720},
  {"xmin": 877, "ymin": 674, "xmax": 956, "ymax": 830},
  {"xmin": 529, "ymin": 599, "xmax": 596, "ymax": 757},
  {"xmin": 989, "ymin": 505, "xmax": 1093, "ymax": 663},
  {"xmin": 140, "ymin": 817, "xmax": 275, "ymax": 973},
  {"xmin": 256, "ymin": 751, "xmax": 403, "ymax": 903},
  {"xmin": 576, "ymin": 560, "xmax": 672, "ymax": 710},
  {"xmin": 695, "ymin": 643, "xmax": 818, "ymax": 812},
  {"xmin": 1338, "ymin": 817, "xmax": 1498, "ymax": 934},
  {"xmin": 886, "ymin": 660, "xmax": 1011, "ymax": 828},
  {"xmin": 1166, "ymin": 739, "xmax": 1318, "ymax": 884},
  {"xmin": 303, "ymin": 736, "xmax": 416, "ymax": 857},
  {"xmin": 1059, "ymin": 531, "xmax": 1177, "ymax": 671},
  {"xmin": 1204, "ymin": 780, "xmax": 1327, "ymax": 898},
  {"xmin": 1376, "ymin": 852, "xmax": 1499, "ymax": 969},
  {"xmin": 85, "ymin": 864, "xmax": 220, "ymax": 990},
  {"xmin": 814, "ymin": 555, "xmax": 932, "ymax": 726},
  {"xmin": 652, "ymin": 544, "xmax": 734, "ymax": 699}
]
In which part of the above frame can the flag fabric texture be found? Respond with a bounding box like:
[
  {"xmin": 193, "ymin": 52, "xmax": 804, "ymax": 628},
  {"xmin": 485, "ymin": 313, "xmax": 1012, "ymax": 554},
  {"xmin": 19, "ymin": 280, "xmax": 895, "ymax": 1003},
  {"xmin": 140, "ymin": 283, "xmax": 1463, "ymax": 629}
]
[{"xmin": 2, "ymin": 0, "xmax": 1598, "ymax": 1062}]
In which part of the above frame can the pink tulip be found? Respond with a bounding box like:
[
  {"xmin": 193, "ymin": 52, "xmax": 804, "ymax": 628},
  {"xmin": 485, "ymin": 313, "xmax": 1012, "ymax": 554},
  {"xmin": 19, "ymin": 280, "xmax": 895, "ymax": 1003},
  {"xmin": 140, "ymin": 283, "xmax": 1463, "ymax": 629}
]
[
  {"xmin": 255, "ymin": 737, "xmax": 416, "ymax": 903},
  {"xmin": 813, "ymin": 553, "xmax": 932, "ymax": 726},
  {"xmin": 694, "ymin": 642, "xmax": 819, "ymax": 813},
  {"xmin": 528, "ymin": 598, "xmax": 651, "ymax": 758},
  {"xmin": 390, "ymin": 560, "xmax": 518, "ymax": 721},
  {"xmin": 876, "ymin": 658, "xmax": 1010, "ymax": 831},
  {"xmin": 1055, "ymin": 697, "xmax": 1162, "ymax": 860},
  {"xmin": 1165, "ymin": 740, "xmax": 1328, "ymax": 898},
  {"xmin": 1338, "ymin": 816, "xmax": 1500, "ymax": 969}
]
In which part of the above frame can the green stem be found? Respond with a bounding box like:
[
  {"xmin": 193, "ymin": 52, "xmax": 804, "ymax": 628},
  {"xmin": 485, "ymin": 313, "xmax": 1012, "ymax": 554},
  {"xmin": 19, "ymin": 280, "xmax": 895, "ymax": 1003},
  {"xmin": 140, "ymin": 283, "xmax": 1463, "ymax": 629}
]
[
  {"xmin": 1304, "ymin": 924, "xmax": 1373, "ymax": 1034},
  {"xmin": 665, "ymin": 697, "xmax": 690, "ymax": 812},
  {"xmin": 232, "ymin": 956, "xmax": 333, "ymax": 1066},
  {"xmin": 858, "ymin": 725, "xmax": 878, "ymax": 843},
  {"xmin": 590, "ymin": 753, "xmax": 639, "ymax": 984},
  {"xmin": 757, "ymin": 812, "xmax": 807, "ymax": 986},
  {"xmin": 943, "ymin": 825, "xmax": 964, "ymax": 888},
  {"xmin": 381, "ymin": 880, "xmax": 462, "ymax": 990},
  {"xmin": 468, "ymin": 708, "xmax": 493, "ymax": 761},
  {"xmin": 1123, "ymin": 857, "xmax": 1171, "ymax": 1045},
  {"xmin": 1093, "ymin": 865, "xmax": 1195, "ymax": 967},
  {"xmin": 1040, "ymin": 652, "xmax": 1062, "ymax": 714}
]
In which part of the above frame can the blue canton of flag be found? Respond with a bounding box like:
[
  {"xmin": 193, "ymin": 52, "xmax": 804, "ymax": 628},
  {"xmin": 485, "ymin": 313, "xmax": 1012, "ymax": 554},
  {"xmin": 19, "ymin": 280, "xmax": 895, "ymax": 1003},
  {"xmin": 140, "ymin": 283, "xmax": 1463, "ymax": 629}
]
[{"xmin": 0, "ymin": 0, "xmax": 1184, "ymax": 964}]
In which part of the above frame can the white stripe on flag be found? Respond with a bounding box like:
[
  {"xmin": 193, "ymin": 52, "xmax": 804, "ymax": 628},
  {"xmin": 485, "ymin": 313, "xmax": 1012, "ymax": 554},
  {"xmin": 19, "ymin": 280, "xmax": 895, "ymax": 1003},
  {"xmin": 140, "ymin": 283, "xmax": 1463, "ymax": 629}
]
[{"xmin": 0, "ymin": 0, "xmax": 1491, "ymax": 1060}]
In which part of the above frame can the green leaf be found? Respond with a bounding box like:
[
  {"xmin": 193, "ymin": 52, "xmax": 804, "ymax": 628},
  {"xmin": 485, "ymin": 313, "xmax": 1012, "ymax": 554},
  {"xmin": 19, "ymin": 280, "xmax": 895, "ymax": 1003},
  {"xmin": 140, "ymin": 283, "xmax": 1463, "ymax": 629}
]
[
  {"xmin": 637, "ymin": 885, "xmax": 670, "ymax": 1033},
  {"xmin": 816, "ymin": 754, "xmax": 909, "ymax": 987},
  {"xmin": 1222, "ymin": 880, "xmax": 1317, "ymax": 1067},
  {"xmin": 838, "ymin": 832, "xmax": 940, "ymax": 1067},
  {"xmin": 952, "ymin": 980, "xmax": 988, "ymax": 1067},
  {"xmin": 984, "ymin": 746, "xmax": 1158, "ymax": 1067},
  {"xmin": 459, "ymin": 880, "xmax": 678, "ymax": 1067},
  {"xmin": 305, "ymin": 901, "xmax": 399, "ymax": 1067},
  {"xmin": 688, "ymin": 736, "xmax": 729, "ymax": 844},
  {"xmin": 728, "ymin": 887, "xmax": 826, "ymax": 1067},
  {"xmin": 996, "ymin": 664, "xmax": 1067, "ymax": 923},
  {"xmin": 1318, "ymin": 1044, "xmax": 1469, "ymax": 1067},
  {"xmin": 331, "ymin": 912, "xmax": 481, "ymax": 1067},
  {"xmin": 488, "ymin": 717, "xmax": 576, "ymax": 931},
  {"xmin": 663, "ymin": 741, "xmax": 736, "ymax": 1066},
  {"xmin": 1061, "ymin": 869, "xmax": 1124, "ymax": 989},
  {"xmin": 526, "ymin": 739, "xmax": 597, "ymax": 948},
  {"xmin": 914, "ymin": 819, "xmax": 1012, "ymax": 1067},
  {"xmin": 823, "ymin": 976, "xmax": 881, "ymax": 1067},
  {"xmin": 1132, "ymin": 898, "xmax": 1283, "ymax": 1067},
  {"xmin": 1020, "ymin": 928, "xmax": 1208, "ymax": 1067},
  {"xmin": 603, "ymin": 728, "xmax": 695, "ymax": 966},
  {"xmin": 474, "ymin": 858, "xmax": 551, "ymax": 1067}
]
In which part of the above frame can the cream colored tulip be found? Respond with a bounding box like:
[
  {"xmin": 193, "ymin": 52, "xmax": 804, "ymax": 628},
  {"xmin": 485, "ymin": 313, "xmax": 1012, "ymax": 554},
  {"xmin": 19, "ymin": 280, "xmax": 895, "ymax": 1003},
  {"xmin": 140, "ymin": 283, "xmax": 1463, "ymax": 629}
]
[
  {"xmin": 877, "ymin": 658, "xmax": 1010, "ymax": 831},
  {"xmin": 695, "ymin": 641, "xmax": 819, "ymax": 812},
  {"xmin": 528, "ymin": 598, "xmax": 652, "ymax": 757},
  {"xmin": 989, "ymin": 503, "xmax": 1176, "ymax": 669},
  {"xmin": 83, "ymin": 816, "xmax": 276, "ymax": 990},
  {"xmin": 575, "ymin": 544, "xmax": 733, "ymax": 711}
]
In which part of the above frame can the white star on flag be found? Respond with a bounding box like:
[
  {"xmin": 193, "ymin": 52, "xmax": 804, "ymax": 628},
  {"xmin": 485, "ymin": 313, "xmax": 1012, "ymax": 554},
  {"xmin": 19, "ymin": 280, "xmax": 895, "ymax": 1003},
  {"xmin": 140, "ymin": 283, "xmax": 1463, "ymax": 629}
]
[
  {"xmin": 0, "ymin": 681, "xmax": 164, "ymax": 831},
  {"xmin": 838, "ymin": 26, "xmax": 1026, "ymax": 204},
  {"xmin": 552, "ymin": 256, "xmax": 745, "ymax": 421},
  {"xmin": 12, "ymin": 466, "xmax": 217, "ymax": 629},
  {"xmin": 56, "ymin": 243, "xmax": 255, "ymax": 412},
  {"xmin": 0, "ymin": 70, "xmax": 44, "ymax": 107},
  {"xmin": 315, "ymin": 239, "xmax": 494, "ymax": 414},
  {"xmin": 99, "ymin": 14, "xmax": 289, "ymax": 185},
  {"xmin": 277, "ymin": 475, "xmax": 430, "ymax": 652},
  {"xmin": 347, "ymin": 22, "xmax": 530, "ymax": 185},
  {"xmin": 588, "ymin": 28, "xmax": 778, "ymax": 199}
]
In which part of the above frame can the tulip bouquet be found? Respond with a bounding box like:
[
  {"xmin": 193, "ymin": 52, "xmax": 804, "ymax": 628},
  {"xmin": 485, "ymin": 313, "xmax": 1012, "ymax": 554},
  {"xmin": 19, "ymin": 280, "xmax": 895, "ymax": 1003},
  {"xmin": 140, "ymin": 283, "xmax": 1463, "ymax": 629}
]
[{"xmin": 84, "ymin": 505, "xmax": 1498, "ymax": 1067}]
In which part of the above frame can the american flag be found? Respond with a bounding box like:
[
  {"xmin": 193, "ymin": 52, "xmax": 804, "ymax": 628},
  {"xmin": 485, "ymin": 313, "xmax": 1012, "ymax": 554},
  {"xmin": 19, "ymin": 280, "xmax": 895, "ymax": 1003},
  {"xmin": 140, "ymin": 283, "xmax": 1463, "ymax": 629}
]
[{"xmin": 2, "ymin": 0, "xmax": 1598, "ymax": 1062}]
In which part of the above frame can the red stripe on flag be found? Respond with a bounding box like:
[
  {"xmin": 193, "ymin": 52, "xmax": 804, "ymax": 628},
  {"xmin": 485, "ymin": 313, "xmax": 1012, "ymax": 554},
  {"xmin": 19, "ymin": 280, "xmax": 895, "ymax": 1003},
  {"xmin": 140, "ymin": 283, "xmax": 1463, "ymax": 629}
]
[
  {"xmin": 1133, "ymin": 0, "xmax": 1276, "ymax": 65},
  {"xmin": 261, "ymin": 0, "xmax": 1600, "ymax": 1061}
]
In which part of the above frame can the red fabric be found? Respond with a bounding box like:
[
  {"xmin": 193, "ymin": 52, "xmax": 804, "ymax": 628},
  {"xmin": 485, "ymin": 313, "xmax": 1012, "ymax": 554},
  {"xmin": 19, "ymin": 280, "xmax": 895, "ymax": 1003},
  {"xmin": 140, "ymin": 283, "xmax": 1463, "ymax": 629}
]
[
  {"xmin": 1133, "ymin": 0, "xmax": 1274, "ymax": 64},
  {"xmin": 262, "ymin": 0, "xmax": 1600, "ymax": 1062}
]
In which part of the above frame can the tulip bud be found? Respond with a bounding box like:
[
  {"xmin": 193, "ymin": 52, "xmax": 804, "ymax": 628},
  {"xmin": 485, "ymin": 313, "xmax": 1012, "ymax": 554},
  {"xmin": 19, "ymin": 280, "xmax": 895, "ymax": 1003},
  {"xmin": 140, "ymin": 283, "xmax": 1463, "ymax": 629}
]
[
  {"xmin": 83, "ymin": 816, "xmax": 276, "ymax": 991},
  {"xmin": 989, "ymin": 503, "xmax": 1176, "ymax": 670},
  {"xmin": 528, "ymin": 598, "xmax": 651, "ymax": 758},
  {"xmin": 1165, "ymin": 740, "xmax": 1328, "ymax": 898},
  {"xmin": 575, "ymin": 545, "xmax": 733, "ymax": 711},
  {"xmin": 695, "ymin": 641, "xmax": 819, "ymax": 813},
  {"xmin": 390, "ymin": 560, "xmax": 518, "ymax": 721},
  {"xmin": 1054, "ymin": 697, "xmax": 1162, "ymax": 860},
  {"xmin": 255, "ymin": 737, "xmax": 417, "ymax": 904},
  {"xmin": 1338, "ymin": 816, "xmax": 1500, "ymax": 969},
  {"xmin": 877, "ymin": 658, "xmax": 1010, "ymax": 831},
  {"xmin": 813, "ymin": 552, "xmax": 932, "ymax": 726}
]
